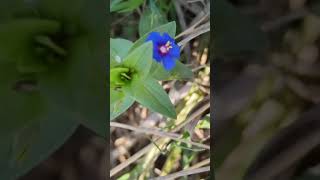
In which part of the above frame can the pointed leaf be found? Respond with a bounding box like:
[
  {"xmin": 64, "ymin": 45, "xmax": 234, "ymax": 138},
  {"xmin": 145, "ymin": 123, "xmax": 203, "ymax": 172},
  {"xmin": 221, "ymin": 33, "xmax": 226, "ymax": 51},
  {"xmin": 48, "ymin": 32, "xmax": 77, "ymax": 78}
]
[{"xmin": 123, "ymin": 78, "xmax": 176, "ymax": 119}]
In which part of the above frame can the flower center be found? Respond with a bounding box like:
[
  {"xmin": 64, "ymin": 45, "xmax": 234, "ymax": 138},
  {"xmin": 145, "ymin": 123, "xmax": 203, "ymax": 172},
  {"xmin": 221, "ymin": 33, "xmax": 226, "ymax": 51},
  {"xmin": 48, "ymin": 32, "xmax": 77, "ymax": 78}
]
[{"xmin": 159, "ymin": 41, "xmax": 172, "ymax": 55}]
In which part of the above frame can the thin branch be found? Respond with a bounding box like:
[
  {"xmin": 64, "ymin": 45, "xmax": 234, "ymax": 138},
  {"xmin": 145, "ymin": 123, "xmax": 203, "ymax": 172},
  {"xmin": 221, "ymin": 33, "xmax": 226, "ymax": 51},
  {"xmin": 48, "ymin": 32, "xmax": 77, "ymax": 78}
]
[
  {"xmin": 189, "ymin": 158, "xmax": 210, "ymax": 170},
  {"xmin": 176, "ymin": 14, "xmax": 209, "ymax": 39},
  {"xmin": 178, "ymin": 24, "xmax": 210, "ymax": 47},
  {"xmin": 110, "ymin": 143, "xmax": 155, "ymax": 177},
  {"xmin": 110, "ymin": 122, "xmax": 210, "ymax": 150},
  {"xmin": 150, "ymin": 166, "xmax": 210, "ymax": 180}
]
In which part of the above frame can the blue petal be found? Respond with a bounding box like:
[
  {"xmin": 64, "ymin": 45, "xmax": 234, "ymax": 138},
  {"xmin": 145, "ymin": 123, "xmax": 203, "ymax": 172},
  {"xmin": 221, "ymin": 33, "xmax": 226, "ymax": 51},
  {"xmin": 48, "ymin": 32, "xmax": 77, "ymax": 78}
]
[
  {"xmin": 146, "ymin": 32, "xmax": 162, "ymax": 43},
  {"xmin": 146, "ymin": 32, "xmax": 163, "ymax": 62},
  {"xmin": 153, "ymin": 48, "xmax": 162, "ymax": 62},
  {"xmin": 162, "ymin": 56, "xmax": 176, "ymax": 71},
  {"xmin": 169, "ymin": 43, "xmax": 180, "ymax": 59},
  {"xmin": 162, "ymin": 33, "xmax": 175, "ymax": 43}
]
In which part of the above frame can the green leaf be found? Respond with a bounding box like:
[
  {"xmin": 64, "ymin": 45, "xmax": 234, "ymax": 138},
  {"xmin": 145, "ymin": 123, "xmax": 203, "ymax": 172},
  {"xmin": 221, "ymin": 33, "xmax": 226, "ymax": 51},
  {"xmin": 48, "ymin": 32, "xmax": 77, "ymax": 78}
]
[
  {"xmin": 0, "ymin": 104, "xmax": 79, "ymax": 179},
  {"xmin": 110, "ymin": 89, "xmax": 135, "ymax": 120},
  {"xmin": 35, "ymin": 0, "xmax": 107, "ymax": 41},
  {"xmin": 110, "ymin": 38, "xmax": 133, "ymax": 67},
  {"xmin": 110, "ymin": 0, "xmax": 144, "ymax": 13},
  {"xmin": 213, "ymin": 0, "xmax": 267, "ymax": 56},
  {"xmin": 139, "ymin": 0, "xmax": 168, "ymax": 37},
  {"xmin": 150, "ymin": 60, "xmax": 193, "ymax": 80},
  {"xmin": 130, "ymin": 21, "xmax": 176, "ymax": 52},
  {"xmin": 123, "ymin": 78, "xmax": 176, "ymax": 119},
  {"xmin": 123, "ymin": 41, "xmax": 153, "ymax": 79}
]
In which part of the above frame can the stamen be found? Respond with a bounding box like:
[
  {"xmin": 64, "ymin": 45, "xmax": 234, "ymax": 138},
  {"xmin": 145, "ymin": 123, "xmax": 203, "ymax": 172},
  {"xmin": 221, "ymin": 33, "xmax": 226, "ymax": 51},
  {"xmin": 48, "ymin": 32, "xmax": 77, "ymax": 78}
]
[
  {"xmin": 159, "ymin": 41, "xmax": 174, "ymax": 54},
  {"xmin": 165, "ymin": 41, "xmax": 173, "ymax": 51}
]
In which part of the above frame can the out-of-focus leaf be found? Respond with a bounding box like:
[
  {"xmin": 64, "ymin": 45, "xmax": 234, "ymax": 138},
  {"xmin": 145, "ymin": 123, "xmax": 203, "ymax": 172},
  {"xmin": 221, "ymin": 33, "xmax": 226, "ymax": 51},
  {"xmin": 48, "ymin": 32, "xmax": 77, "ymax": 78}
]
[
  {"xmin": 0, "ymin": 63, "xmax": 46, "ymax": 137},
  {"xmin": 0, "ymin": 104, "xmax": 78, "ymax": 179},
  {"xmin": 212, "ymin": 0, "xmax": 268, "ymax": 56},
  {"xmin": 0, "ymin": 1, "xmax": 33, "ymax": 21},
  {"xmin": 0, "ymin": 18, "xmax": 60, "ymax": 66},
  {"xmin": 34, "ymin": 0, "xmax": 87, "ymax": 23},
  {"xmin": 0, "ymin": 0, "xmax": 107, "ymax": 178},
  {"xmin": 139, "ymin": 0, "xmax": 167, "ymax": 36},
  {"xmin": 38, "ymin": 37, "xmax": 107, "ymax": 137}
]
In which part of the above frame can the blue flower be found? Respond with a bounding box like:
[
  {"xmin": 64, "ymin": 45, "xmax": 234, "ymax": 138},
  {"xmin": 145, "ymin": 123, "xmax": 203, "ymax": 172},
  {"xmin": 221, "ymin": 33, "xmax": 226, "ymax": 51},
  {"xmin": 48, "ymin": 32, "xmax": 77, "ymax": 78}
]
[{"xmin": 146, "ymin": 32, "xmax": 180, "ymax": 71}]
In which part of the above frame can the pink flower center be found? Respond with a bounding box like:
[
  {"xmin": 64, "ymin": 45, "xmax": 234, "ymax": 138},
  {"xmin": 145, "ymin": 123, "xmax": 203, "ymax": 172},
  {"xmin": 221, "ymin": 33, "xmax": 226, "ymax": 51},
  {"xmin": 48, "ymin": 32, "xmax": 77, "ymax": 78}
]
[
  {"xmin": 159, "ymin": 46, "xmax": 168, "ymax": 54},
  {"xmin": 159, "ymin": 41, "xmax": 172, "ymax": 55}
]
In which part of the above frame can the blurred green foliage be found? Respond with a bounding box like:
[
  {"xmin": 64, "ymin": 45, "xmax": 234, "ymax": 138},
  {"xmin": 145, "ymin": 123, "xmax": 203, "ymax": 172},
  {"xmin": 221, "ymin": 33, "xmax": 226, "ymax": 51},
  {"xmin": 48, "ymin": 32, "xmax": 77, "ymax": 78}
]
[{"xmin": 0, "ymin": 0, "xmax": 107, "ymax": 179}]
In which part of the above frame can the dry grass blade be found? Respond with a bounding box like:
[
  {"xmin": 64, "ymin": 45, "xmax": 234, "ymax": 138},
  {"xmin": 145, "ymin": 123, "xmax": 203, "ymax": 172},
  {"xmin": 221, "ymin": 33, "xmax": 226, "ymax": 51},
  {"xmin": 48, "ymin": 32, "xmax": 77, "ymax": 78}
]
[
  {"xmin": 176, "ymin": 19, "xmax": 209, "ymax": 39},
  {"xmin": 150, "ymin": 166, "xmax": 210, "ymax": 180},
  {"xmin": 189, "ymin": 158, "xmax": 210, "ymax": 170},
  {"xmin": 110, "ymin": 122, "xmax": 210, "ymax": 150},
  {"xmin": 178, "ymin": 24, "xmax": 210, "ymax": 47},
  {"xmin": 248, "ymin": 129, "xmax": 320, "ymax": 180}
]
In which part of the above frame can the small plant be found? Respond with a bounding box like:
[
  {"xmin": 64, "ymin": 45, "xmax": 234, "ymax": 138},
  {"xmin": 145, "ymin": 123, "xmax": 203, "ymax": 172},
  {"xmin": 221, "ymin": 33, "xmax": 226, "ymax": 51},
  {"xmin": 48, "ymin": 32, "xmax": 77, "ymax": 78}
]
[{"xmin": 110, "ymin": 22, "xmax": 193, "ymax": 120}]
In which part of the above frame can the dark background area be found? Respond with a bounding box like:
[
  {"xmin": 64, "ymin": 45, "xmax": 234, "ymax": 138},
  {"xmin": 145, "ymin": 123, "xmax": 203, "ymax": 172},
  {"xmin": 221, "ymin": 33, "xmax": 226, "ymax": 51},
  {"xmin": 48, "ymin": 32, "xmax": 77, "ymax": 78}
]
[{"xmin": 213, "ymin": 0, "xmax": 320, "ymax": 179}]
